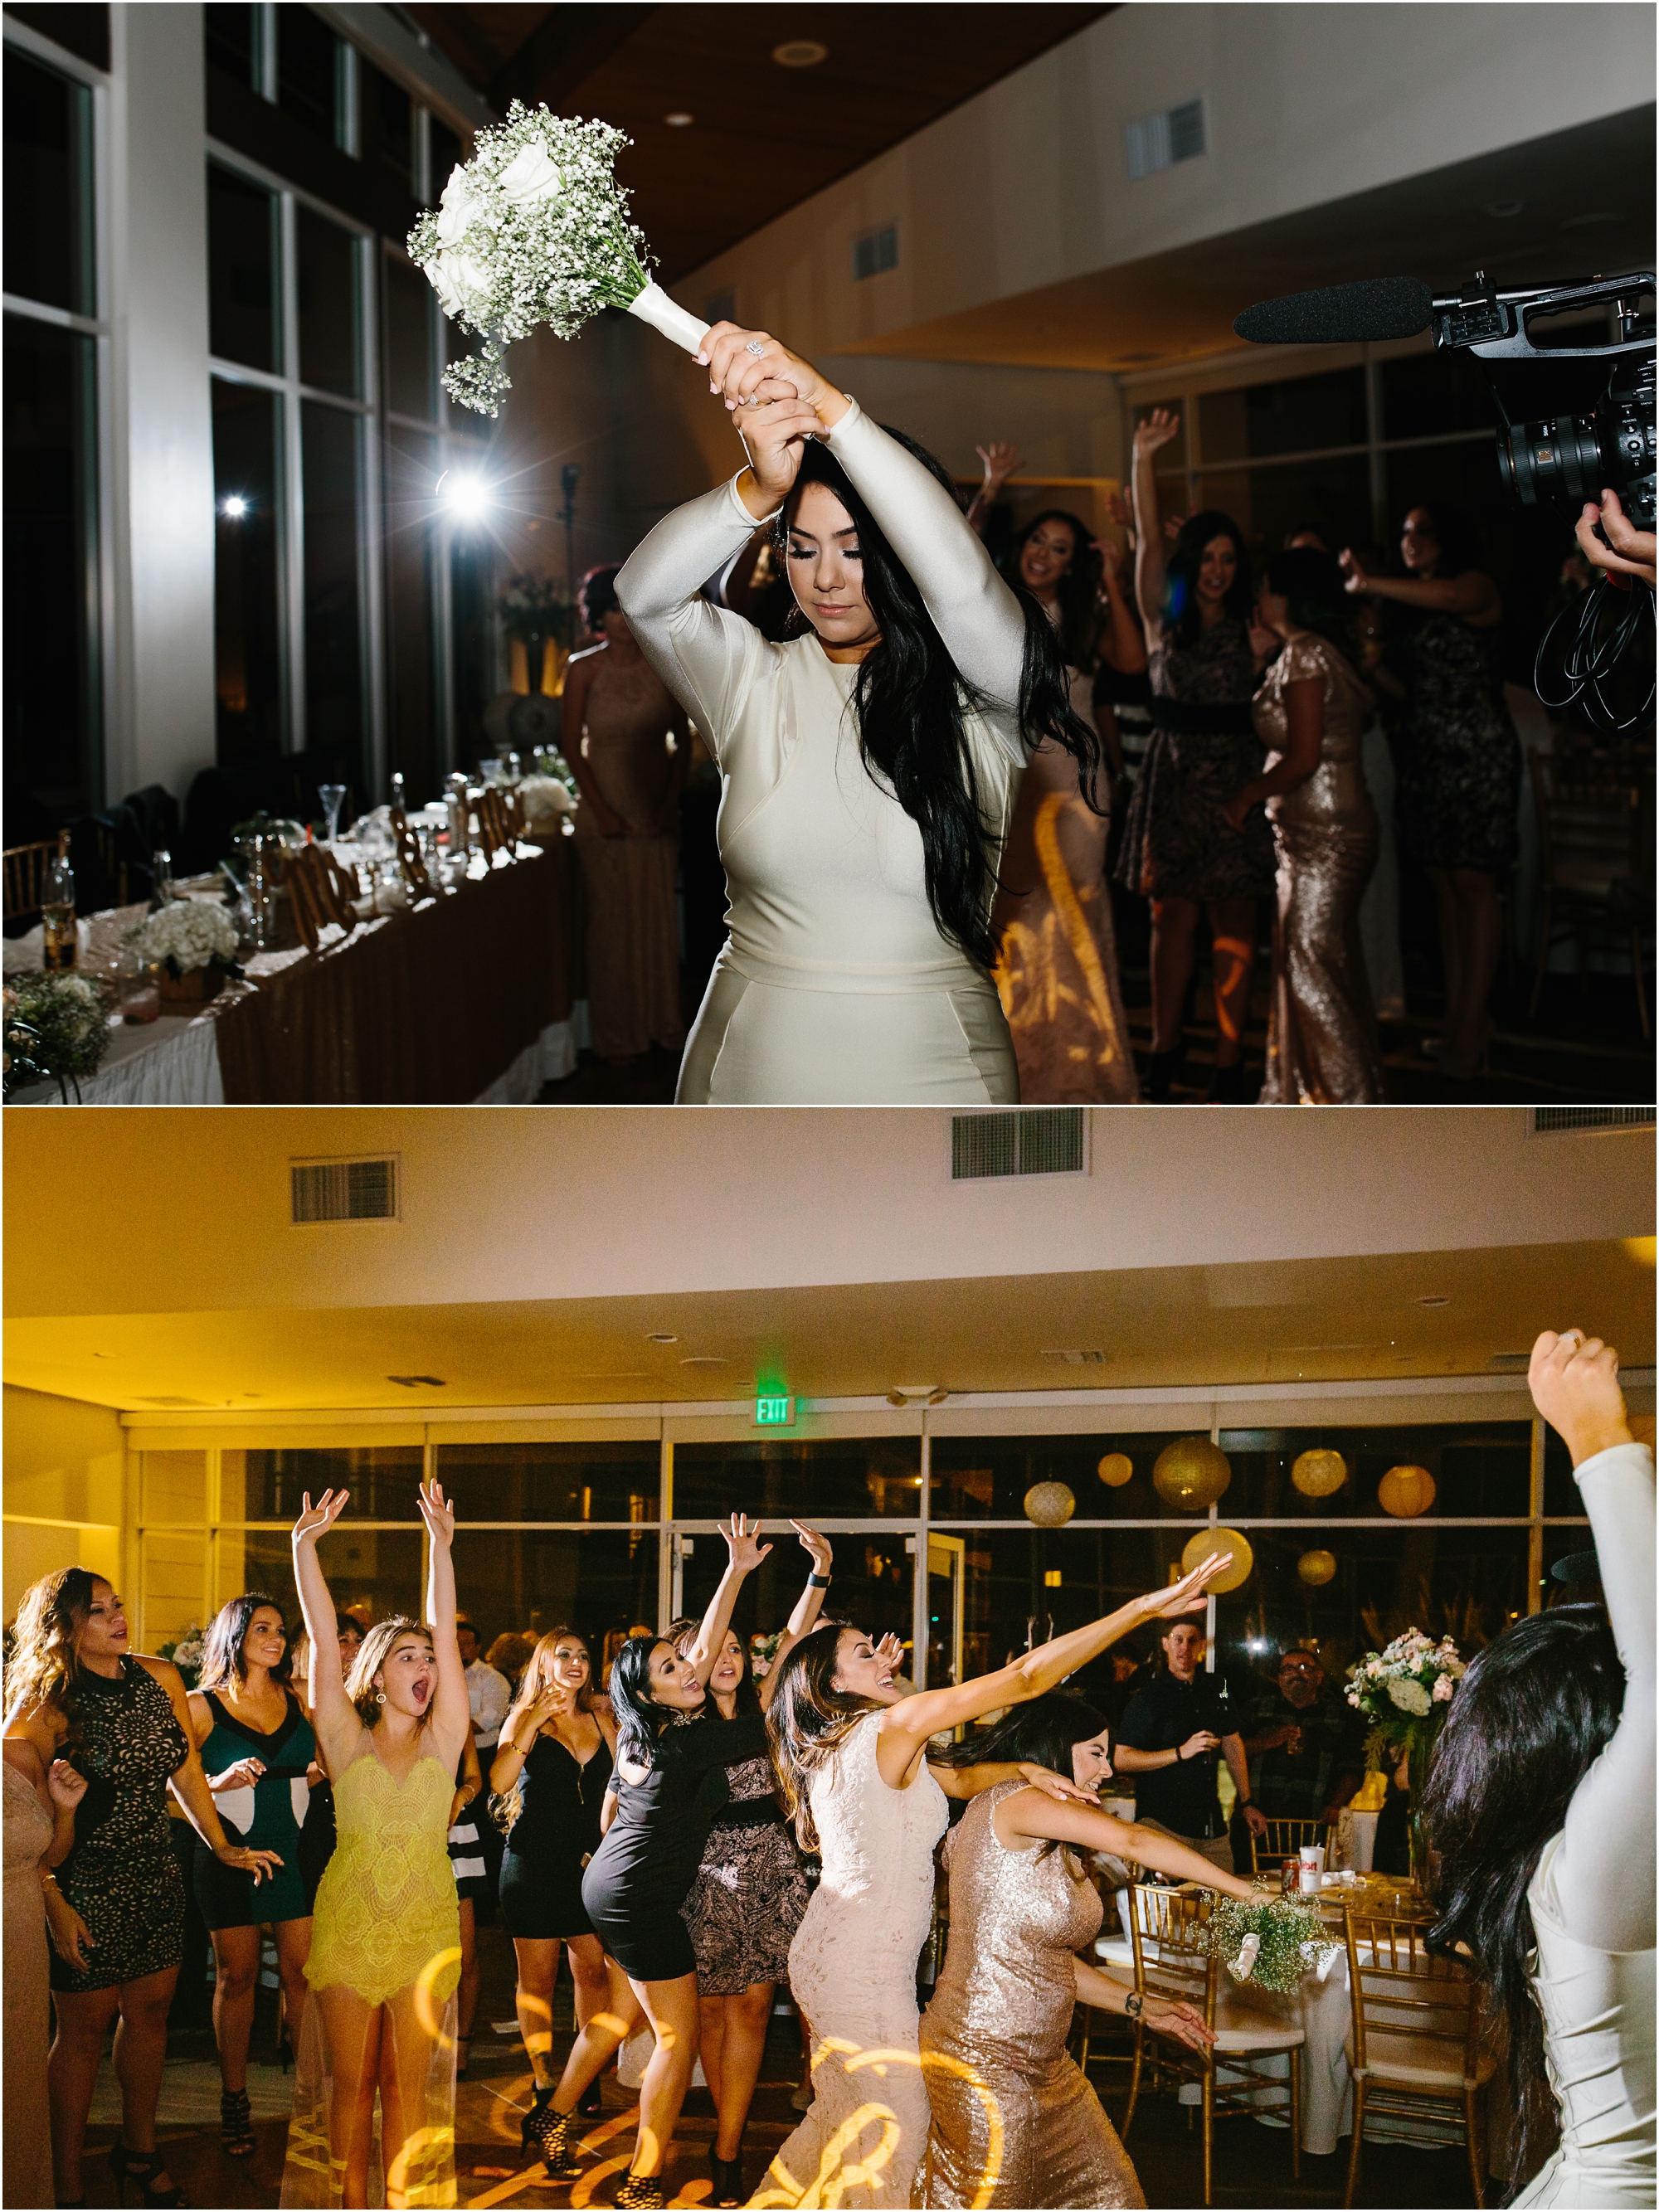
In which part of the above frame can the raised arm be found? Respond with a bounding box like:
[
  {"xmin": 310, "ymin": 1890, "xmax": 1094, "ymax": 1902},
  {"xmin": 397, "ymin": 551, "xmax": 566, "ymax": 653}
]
[
  {"xmin": 997, "ymin": 1788, "xmax": 1258, "ymax": 1901},
  {"xmin": 614, "ymin": 484, "xmax": 773, "ymax": 746},
  {"xmin": 1131, "ymin": 410, "xmax": 1180, "ymax": 634},
  {"xmin": 759, "ymin": 1523, "xmax": 834, "ymax": 1712},
  {"xmin": 1340, "ymin": 550, "xmax": 1501, "ymax": 622},
  {"xmin": 292, "ymin": 1490, "xmax": 360, "ymax": 1777},
  {"xmin": 1096, "ymin": 538, "xmax": 1149, "ymax": 678},
  {"xmin": 685, "ymin": 1514, "xmax": 773, "ymax": 1685},
  {"xmin": 1529, "ymin": 1330, "xmax": 1654, "ymax": 1951},
  {"xmin": 419, "ymin": 1478, "xmax": 471, "ymax": 1771},
  {"xmin": 875, "ymin": 1551, "xmax": 1229, "ymax": 1785}
]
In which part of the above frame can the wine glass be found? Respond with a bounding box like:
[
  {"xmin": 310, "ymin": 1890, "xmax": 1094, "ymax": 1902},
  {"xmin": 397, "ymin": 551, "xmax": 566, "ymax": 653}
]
[{"xmin": 319, "ymin": 784, "xmax": 348, "ymax": 844}]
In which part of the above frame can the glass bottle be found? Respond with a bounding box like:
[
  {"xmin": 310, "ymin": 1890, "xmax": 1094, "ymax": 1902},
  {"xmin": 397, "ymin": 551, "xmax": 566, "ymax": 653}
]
[
  {"xmin": 148, "ymin": 848, "xmax": 174, "ymax": 913},
  {"xmin": 42, "ymin": 848, "xmax": 76, "ymax": 970}
]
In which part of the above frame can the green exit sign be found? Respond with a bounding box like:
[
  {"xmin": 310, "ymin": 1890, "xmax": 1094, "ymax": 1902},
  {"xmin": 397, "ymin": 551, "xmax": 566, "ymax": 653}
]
[{"xmin": 753, "ymin": 1393, "xmax": 796, "ymax": 1427}]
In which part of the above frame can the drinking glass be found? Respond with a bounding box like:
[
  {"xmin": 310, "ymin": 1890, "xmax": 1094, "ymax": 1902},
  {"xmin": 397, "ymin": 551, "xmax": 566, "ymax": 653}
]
[{"xmin": 319, "ymin": 784, "xmax": 348, "ymax": 843}]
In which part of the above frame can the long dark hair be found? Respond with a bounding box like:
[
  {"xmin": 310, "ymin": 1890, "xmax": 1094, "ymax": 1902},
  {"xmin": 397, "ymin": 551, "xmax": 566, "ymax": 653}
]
[
  {"xmin": 1165, "ymin": 509, "xmax": 1252, "ymax": 644},
  {"xmin": 1397, "ymin": 498, "xmax": 1480, "ymax": 580},
  {"xmin": 1262, "ymin": 546, "xmax": 1360, "ymax": 664},
  {"xmin": 1008, "ymin": 508, "xmax": 1102, "ymax": 671},
  {"xmin": 776, "ymin": 434, "xmax": 1102, "ymax": 969},
  {"xmin": 931, "ymin": 1690, "xmax": 1109, "ymax": 1860},
  {"xmin": 764, "ymin": 1621, "xmax": 883, "ymax": 1850},
  {"xmin": 609, "ymin": 1634, "xmax": 688, "ymax": 1767},
  {"xmin": 1422, "ymin": 1606, "xmax": 1624, "ymax": 2189},
  {"xmin": 668, "ymin": 1616, "xmax": 761, "ymax": 1718},
  {"xmin": 198, "ymin": 1592, "xmax": 292, "ymax": 1696}
]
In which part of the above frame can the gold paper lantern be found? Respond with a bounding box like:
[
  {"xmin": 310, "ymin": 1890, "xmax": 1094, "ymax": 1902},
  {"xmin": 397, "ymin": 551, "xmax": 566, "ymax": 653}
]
[
  {"xmin": 1297, "ymin": 1548, "xmax": 1337, "ymax": 1586},
  {"xmin": 1097, "ymin": 1451, "xmax": 1134, "ymax": 1488},
  {"xmin": 1024, "ymin": 1480, "xmax": 1077, "ymax": 1528},
  {"xmin": 1378, "ymin": 1463, "xmax": 1437, "ymax": 1519},
  {"xmin": 1152, "ymin": 1437, "xmax": 1232, "ymax": 1512},
  {"xmin": 1292, "ymin": 1448, "xmax": 1348, "ymax": 1499},
  {"xmin": 1180, "ymin": 1525, "xmax": 1253, "ymax": 1592}
]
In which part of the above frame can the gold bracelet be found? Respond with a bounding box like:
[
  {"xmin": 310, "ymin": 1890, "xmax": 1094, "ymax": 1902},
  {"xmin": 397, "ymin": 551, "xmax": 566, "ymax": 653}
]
[{"xmin": 41, "ymin": 1873, "xmax": 61, "ymax": 1891}]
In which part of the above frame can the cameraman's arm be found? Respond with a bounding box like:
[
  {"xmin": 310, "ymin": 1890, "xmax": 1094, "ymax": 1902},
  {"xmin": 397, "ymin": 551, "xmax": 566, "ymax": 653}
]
[{"xmin": 1576, "ymin": 491, "xmax": 1657, "ymax": 591}]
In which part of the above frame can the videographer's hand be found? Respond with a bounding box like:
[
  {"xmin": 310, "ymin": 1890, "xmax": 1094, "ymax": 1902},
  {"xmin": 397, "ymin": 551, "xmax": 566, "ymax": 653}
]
[{"xmin": 1575, "ymin": 489, "xmax": 1657, "ymax": 591}]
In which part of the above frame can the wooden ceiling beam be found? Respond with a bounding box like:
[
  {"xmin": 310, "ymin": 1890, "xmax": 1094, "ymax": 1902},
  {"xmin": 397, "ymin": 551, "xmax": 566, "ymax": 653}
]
[{"xmin": 487, "ymin": 3, "xmax": 659, "ymax": 113}]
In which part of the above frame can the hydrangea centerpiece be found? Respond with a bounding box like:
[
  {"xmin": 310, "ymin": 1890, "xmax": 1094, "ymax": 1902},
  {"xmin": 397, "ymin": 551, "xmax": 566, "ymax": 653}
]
[
  {"xmin": 137, "ymin": 899, "xmax": 241, "ymax": 978},
  {"xmin": 406, "ymin": 104, "xmax": 711, "ymax": 416}
]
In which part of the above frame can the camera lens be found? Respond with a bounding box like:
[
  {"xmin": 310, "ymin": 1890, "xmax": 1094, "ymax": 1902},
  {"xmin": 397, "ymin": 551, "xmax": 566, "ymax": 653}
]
[{"xmin": 1496, "ymin": 415, "xmax": 1603, "ymax": 509}]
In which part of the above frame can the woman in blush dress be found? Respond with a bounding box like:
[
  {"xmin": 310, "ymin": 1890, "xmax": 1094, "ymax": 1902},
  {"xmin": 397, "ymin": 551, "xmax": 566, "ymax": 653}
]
[
  {"xmin": 1228, "ymin": 547, "xmax": 1384, "ymax": 1104},
  {"xmin": 562, "ymin": 563, "xmax": 690, "ymax": 1067},
  {"xmin": 755, "ymin": 1552, "xmax": 1230, "ymax": 2210},
  {"xmin": 1423, "ymin": 1329, "xmax": 1653, "ymax": 2209},
  {"xmin": 2, "ymin": 1735, "xmax": 89, "ymax": 2207},
  {"xmin": 919, "ymin": 1693, "xmax": 1259, "ymax": 2209}
]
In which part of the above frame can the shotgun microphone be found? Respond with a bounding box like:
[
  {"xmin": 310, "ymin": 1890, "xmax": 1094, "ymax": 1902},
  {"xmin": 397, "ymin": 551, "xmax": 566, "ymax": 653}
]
[{"xmin": 1231, "ymin": 278, "xmax": 1434, "ymax": 346}]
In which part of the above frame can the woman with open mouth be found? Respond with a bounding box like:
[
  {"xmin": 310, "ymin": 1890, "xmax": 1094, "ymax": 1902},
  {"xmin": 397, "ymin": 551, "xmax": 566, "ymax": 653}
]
[{"xmin": 615, "ymin": 323, "xmax": 1102, "ymax": 1106}]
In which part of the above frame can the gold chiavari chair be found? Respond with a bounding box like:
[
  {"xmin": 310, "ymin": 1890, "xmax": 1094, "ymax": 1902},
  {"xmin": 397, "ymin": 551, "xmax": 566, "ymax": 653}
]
[
  {"xmin": 3, "ymin": 830, "xmax": 68, "ymax": 922},
  {"xmin": 1250, "ymin": 1816, "xmax": 1327, "ymax": 1879},
  {"xmin": 1074, "ymin": 1857, "xmax": 1141, "ymax": 2080},
  {"xmin": 1343, "ymin": 1911, "xmax": 1493, "ymax": 2209},
  {"xmin": 474, "ymin": 785, "xmax": 513, "ymax": 858},
  {"xmin": 388, "ymin": 807, "xmax": 433, "ymax": 899},
  {"xmin": 284, "ymin": 844, "xmax": 358, "ymax": 951}
]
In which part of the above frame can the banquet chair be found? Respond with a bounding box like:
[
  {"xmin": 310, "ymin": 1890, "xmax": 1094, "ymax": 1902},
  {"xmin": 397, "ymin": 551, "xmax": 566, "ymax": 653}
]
[
  {"xmin": 1250, "ymin": 1817, "xmax": 1327, "ymax": 1878},
  {"xmin": 1124, "ymin": 1882, "xmax": 1303, "ymax": 2207},
  {"xmin": 1073, "ymin": 1858, "xmax": 1141, "ymax": 2079},
  {"xmin": 1526, "ymin": 747, "xmax": 1652, "ymax": 1040},
  {"xmin": 1342, "ymin": 1911, "xmax": 1493, "ymax": 2209},
  {"xmin": 388, "ymin": 808, "xmax": 433, "ymax": 899},
  {"xmin": 3, "ymin": 830, "xmax": 67, "ymax": 923},
  {"xmin": 285, "ymin": 844, "xmax": 358, "ymax": 951},
  {"xmin": 474, "ymin": 786, "xmax": 513, "ymax": 858}
]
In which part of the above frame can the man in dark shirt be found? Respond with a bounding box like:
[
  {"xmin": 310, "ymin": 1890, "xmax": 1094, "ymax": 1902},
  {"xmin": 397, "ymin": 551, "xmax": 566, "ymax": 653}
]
[
  {"xmin": 1114, "ymin": 1616, "xmax": 1267, "ymax": 1873},
  {"xmin": 1239, "ymin": 1646, "xmax": 1367, "ymax": 1830}
]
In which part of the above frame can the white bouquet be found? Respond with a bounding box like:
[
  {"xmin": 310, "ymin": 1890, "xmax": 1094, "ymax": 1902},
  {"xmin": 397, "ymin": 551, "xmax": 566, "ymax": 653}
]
[
  {"xmin": 138, "ymin": 899, "xmax": 240, "ymax": 976},
  {"xmin": 407, "ymin": 102, "xmax": 710, "ymax": 416},
  {"xmin": 517, "ymin": 774, "xmax": 577, "ymax": 825}
]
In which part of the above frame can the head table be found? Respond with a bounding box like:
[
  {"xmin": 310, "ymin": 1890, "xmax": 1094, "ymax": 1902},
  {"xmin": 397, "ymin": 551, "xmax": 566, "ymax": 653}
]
[{"xmin": 7, "ymin": 837, "xmax": 586, "ymax": 1106}]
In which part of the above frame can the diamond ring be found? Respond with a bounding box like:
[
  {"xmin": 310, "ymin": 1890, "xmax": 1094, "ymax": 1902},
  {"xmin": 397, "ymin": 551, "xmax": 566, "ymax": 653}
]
[{"xmin": 745, "ymin": 339, "xmax": 766, "ymax": 357}]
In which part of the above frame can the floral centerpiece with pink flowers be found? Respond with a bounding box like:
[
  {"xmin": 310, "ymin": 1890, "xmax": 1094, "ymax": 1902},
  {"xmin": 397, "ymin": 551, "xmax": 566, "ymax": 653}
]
[
  {"xmin": 1345, "ymin": 1629, "xmax": 1467, "ymax": 1879},
  {"xmin": 406, "ymin": 101, "xmax": 710, "ymax": 416}
]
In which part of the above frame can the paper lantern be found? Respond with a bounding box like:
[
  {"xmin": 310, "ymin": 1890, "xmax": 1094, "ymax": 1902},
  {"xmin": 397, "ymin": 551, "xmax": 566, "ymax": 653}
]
[
  {"xmin": 1097, "ymin": 1451, "xmax": 1134, "ymax": 1488},
  {"xmin": 1292, "ymin": 1448, "xmax": 1347, "ymax": 1499},
  {"xmin": 1379, "ymin": 1463, "xmax": 1437, "ymax": 1519},
  {"xmin": 1180, "ymin": 1525, "xmax": 1253, "ymax": 1592},
  {"xmin": 1152, "ymin": 1437, "xmax": 1232, "ymax": 1512},
  {"xmin": 1297, "ymin": 1548, "xmax": 1337, "ymax": 1586},
  {"xmin": 1024, "ymin": 1480, "xmax": 1076, "ymax": 1528}
]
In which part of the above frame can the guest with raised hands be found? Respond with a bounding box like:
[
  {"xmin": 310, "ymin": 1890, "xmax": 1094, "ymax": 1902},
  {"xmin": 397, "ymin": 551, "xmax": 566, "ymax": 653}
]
[
  {"xmin": 919, "ymin": 1691, "xmax": 1260, "ymax": 2206},
  {"xmin": 5, "ymin": 1569, "xmax": 282, "ymax": 2210},
  {"xmin": 670, "ymin": 1520, "xmax": 835, "ymax": 2205},
  {"xmin": 964, "ymin": 437, "xmax": 1024, "ymax": 536},
  {"xmin": 280, "ymin": 1480, "xmax": 469, "ymax": 2211},
  {"xmin": 489, "ymin": 1628, "xmax": 619, "ymax": 2134},
  {"xmin": 526, "ymin": 1514, "xmax": 777, "ymax": 2208},
  {"xmin": 757, "ymin": 1548, "xmax": 1232, "ymax": 2209},
  {"xmin": 616, "ymin": 322, "xmax": 1102, "ymax": 1105},
  {"xmin": 1423, "ymin": 1330, "xmax": 1653, "ymax": 2208}
]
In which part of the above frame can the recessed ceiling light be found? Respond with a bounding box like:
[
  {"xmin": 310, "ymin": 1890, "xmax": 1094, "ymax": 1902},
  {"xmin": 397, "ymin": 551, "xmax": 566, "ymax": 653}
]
[
  {"xmin": 646, "ymin": 1332, "xmax": 679, "ymax": 1344},
  {"xmin": 664, "ymin": 111, "xmax": 693, "ymax": 127},
  {"xmin": 772, "ymin": 39, "xmax": 828, "ymax": 66},
  {"xmin": 1415, "ymin": 1295, "xmax": 1450, "ymax": 1308},
  {"xmin": 680, "ymin": 1354, "xmax": 725, "ymax": 1365},
  {"xmin": 1485, "ymin": 199, "xmax": 1524, "ymax": 218}
]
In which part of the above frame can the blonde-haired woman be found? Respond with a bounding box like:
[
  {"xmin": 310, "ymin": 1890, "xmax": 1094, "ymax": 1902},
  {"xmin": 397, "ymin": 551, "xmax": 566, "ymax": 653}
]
[
  {"xmin": 489, "ymin": 1628, "xmax": 619, "ymax": 2137},
  {"xmin": 280, "ymin": 1481, "xmax": 469, "ymax": 2210}
]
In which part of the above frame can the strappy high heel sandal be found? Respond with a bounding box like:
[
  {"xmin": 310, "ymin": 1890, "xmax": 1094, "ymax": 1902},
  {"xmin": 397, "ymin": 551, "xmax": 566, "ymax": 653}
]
[
  {"xmin": 109, "ymin": 2143, "xmax": 186, "ymax": 2207},
  {"xmin": 520, "ymin": 2087, "xmax": 580, "ymax": 2176},
  {"xmin": 614, "ymin": 2174, "xmax": 664, "ymax": 2210},
  {"xmin": 221, "ymin": 2087, "xmax": 256, "ymax": 2158},
  {"xmin": 709, "ymin": 2145, "xmax": 745, "ymax": 2206}
]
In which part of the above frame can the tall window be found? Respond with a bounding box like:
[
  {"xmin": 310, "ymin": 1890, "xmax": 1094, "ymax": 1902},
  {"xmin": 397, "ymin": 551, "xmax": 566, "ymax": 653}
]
[{"xmin": 2, "ymin": 40, "xmax": 104, "ymax": 819}]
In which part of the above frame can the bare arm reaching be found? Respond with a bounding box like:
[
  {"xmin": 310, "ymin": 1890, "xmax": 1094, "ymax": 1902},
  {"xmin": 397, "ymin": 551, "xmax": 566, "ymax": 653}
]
[
  {"xmin": 292, "ymin": 1490, "xmax": 362, "ymax": 1780},
  {"xmin": 759, "ymin": 1524, "xmax": 834, "ymax": 1713},
  {"xmin": 1131, "ymin": 409, "xmax": 1180, "ymax": 636},
  {"xmin": 419, "ymin": 1477, "xmax": 471, "ymax": 1773},
  {"xmin": 684, "ymin": 1514, "xmax": 773, "ymax": 1685}
]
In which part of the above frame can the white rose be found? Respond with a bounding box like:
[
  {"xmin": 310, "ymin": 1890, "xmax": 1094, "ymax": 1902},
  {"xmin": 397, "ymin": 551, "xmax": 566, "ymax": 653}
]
[
  {"xmin": 497, "ymin": 139, "xmax": 562, "ymax": 207},
  {"xmin": 1386, "ymin": 1676, "xmax": 1432, "ymax": 1716},
  {"xmin": 426, "ymin": 254, "xmax": 464, "ymax": 314},
  {"xmin": 435, "ymin": 164, "xmax": 479, "ymax": 246}
]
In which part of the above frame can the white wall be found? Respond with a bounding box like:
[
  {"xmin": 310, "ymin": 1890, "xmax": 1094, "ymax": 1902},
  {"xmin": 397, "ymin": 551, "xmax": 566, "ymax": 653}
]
[{"xmin": 105, "ymin": 2, "xmax": 217, "ymax": 808}]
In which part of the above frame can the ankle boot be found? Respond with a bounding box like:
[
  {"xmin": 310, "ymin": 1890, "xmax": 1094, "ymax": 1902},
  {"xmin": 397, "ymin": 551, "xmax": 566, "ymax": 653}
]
[{"xmin": 1143, "ymin": 1043, "xmax": 1187, "ymax": 1102}]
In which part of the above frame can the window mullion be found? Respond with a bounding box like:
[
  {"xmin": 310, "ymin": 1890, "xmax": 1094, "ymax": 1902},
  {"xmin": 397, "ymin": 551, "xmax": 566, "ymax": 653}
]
[{"xmin": 279, "ymin": 190, "xmax": 306, "ymax": 754}]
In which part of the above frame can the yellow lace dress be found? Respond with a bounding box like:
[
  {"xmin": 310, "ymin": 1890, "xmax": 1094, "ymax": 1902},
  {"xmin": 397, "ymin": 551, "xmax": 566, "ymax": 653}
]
[{"xmin": 281, "ymin": 1753, "xmax": 462, "ymax": 2209}]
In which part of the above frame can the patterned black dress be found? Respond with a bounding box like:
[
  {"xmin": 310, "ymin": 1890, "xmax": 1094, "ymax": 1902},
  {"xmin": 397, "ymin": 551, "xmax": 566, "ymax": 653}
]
[
  {"xmin": 51, "ymin": 1658, "xmax": 189, "ymax": 1993},
  {"xmin": 1114, "ymin": 618, "xmax": 1275, "ymax": 902},
  {"xmin": 1389, "ymin": 612, "xmax": 1521, "ymax": 875},
  {"xmin": 680, "ymin": 1753, "xmax": 811, "ymax": 1994}
]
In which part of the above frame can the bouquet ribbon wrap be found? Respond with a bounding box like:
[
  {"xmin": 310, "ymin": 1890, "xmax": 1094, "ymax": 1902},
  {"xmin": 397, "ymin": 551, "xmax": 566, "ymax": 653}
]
[{"xmin": 625, "ymin": 280, "xmax": 713, "ymax": 355}]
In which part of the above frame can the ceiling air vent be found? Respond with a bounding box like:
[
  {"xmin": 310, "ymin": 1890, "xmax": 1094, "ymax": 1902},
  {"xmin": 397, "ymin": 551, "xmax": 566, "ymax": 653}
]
[
  {"xmin": 952, "ymin": 1110, "xmax": 1087, "ymax": 1181},
  {"xmin": 1530, "ymin": 1108, "xmax": 1655, "ymax": 1135},
  {"xmin": 1126, "ymin": 96, "xmax": 1206, "ymax": 181},
  {"xmin": 290, "ymin": 1155, "xmax": 399, "ymax": 1223},
  {"xmin": 852, "ymin": 223, "xmax": 898, "ymax": 281}
]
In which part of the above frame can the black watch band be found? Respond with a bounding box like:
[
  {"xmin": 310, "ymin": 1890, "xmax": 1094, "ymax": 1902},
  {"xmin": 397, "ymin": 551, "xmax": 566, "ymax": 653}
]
[{"xmin": 808, "ymin": 1573, "xmax": 831, "ymax": 1589}]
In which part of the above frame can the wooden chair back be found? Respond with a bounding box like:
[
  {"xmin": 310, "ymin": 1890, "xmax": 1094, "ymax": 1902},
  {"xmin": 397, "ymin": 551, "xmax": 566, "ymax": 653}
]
[
  {"xmin": 1251, "ymin": 1816, "xmax": 1327, "ymax": 1875},
  {"xmin": 3, "ymin": 831, "xmax": 68, "ymax": 921},
  {"xmin": 388, "ymin": 808, "xmax": 433, "ymax": 899},
  {"xmin": 1127, "ymin": 1882, "xmax": 1215, "ymax": 2025},
  {"xmin": 1345, "ymin": 1912, "xmax": 1482, "ymax": 2083},
  {"xmin": 474, "ymin": 785, "xmax": 513, "ymax": 858},
  {"xmin": 284, "ymin": 844, "xmax": 359, "ymax": 951}
]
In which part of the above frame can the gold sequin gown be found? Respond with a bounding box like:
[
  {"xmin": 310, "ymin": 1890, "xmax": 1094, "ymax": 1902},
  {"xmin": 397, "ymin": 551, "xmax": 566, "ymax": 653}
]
[
  {"xmin": 914, "ymin": 1782, "xmax": 1145, "ymax": 2209},
  {"xmin": 1253, "ymin": 633, "xmax": 1384, "ymax": 1105}
]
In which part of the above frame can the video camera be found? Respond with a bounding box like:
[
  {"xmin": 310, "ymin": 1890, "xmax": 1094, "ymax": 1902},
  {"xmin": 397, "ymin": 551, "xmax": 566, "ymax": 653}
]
[{"xmin": 1234, "ymin": 271, "xmax": 1655, "ymax": 729}]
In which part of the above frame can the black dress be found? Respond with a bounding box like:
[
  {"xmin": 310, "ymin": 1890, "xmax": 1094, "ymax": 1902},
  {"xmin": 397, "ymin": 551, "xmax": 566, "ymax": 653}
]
[
  {"xmin": 1114, "ymin": 619, "xmax": 1275, "ymax": 902},
  {"xmin": 499, "ymin": 1730, "xmax": 612, "ymax": 1942},
  {"xmin": 581, "ymin": 1714, "xmax": 766, "ymax": 1982},
  {"xmin": 1389, "ymin": 611, "xmax": 1521, "ymax": 875},
  {"xmin": 51, "ymin": 1659, "xmax": 189, "ymax": 1994}
]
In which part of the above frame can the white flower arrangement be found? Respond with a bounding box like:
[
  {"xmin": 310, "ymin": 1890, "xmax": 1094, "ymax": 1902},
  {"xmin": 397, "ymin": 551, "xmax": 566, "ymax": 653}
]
[
  {"xmin": 137, "ymin": 898, "xmax": 240, "ymax": 975},
  {"xmin": 406, "ymin": 102, "xmax": 709, "ymax": 416},
  {"xmin": 1346, "ymin": 1628, "xmax": 1467, "ymax": 1753},
  {"xmin": 517, "ymin": 774, "xmax": 577, "ymax": 824}
]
